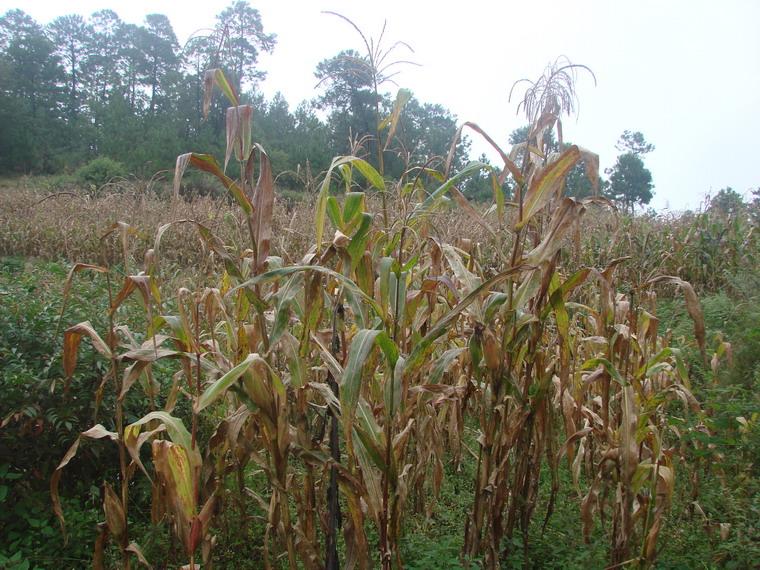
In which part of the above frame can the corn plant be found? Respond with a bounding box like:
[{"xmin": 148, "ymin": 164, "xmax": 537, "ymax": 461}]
[{"xmin": 50, "ymin": 55, "xmax": 710, "ymax": 569}]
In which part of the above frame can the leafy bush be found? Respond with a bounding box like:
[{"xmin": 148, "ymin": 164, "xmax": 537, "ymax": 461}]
[
  {"xmin": 0, "ymin": 260, "xmax": 110, "ymax": 568},
  {"xmin": 174, "ymin": 170, "xmax": 223, "ymax": 198},
  {"xmin": 75, "ymin": 157, "xmax": 128, "ymax": 189}
]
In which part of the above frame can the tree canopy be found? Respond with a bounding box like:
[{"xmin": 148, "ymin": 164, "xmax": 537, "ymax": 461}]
[
  {"xmin": 0, "ymin": 5, "xmax": 672, "ymax": 213},
  {"xmin": 0, "ymin": 4, "xmax": 470, "ymax": 192},
  {"xmin": 604, "ymin": 131, "xmax": 655, "ymax": 212},
  {"xmin": 605, "ymin": 153, "xmax": 653, "ymax": 212}
]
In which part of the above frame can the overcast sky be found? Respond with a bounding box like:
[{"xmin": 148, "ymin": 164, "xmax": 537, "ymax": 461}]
[{"xmin": 4, "ymin": 0, "xmax": 759, "ymax": 210}]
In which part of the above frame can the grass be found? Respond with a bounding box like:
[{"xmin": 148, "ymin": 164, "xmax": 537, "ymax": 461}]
[{"xmin": 0, "ymin": 176, "xmax": 487, "ymax": 272}]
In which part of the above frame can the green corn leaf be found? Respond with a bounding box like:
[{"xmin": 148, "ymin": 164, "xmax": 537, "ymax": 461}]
[
  {"xmin": 428, "ymin": 347, "xmax": 467, "ymax": 384},
  {"xmin": 316, "ymin": 156, "xmax": 357, "ymax": 249},
  {"xmin": 127, "ymin": 412, "xmax": 191, "ymax": 451},
  {"xmin": 341, "ymin": 329, "xmax": 383, "ymax": 420},
  {"xmin": 350, "ymin": 157, "xmax": 386, "ymax": 192},
  {"xmin": 347, "ymin": 213, "xmax": 373, "ymax": 270},
  {"xmin": 343, "ymin": 192, "xmax": 366, "ymax": 225},
  {"xmin": 581, "ymin": 357, "xmax": 626, "ymax": 386},
  {"xmin": 411, "ymin": 161, "xmax": 490, "ymax": 222},
  {"xmin": 231, "ymin": 265, "xmax": 382, "ymax": 318},
  {"xmin": 195, "ymin": 353, "xmax": 261, "ymax": 413},
  {"xmin": 326, "ymin": 196, "xmax": 343, "ymax": 231}
]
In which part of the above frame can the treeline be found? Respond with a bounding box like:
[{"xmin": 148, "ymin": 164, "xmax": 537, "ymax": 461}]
[
  {"xmin": 0, "ymin": 2, "xmax": 479, "ymax": 192},
  {"xmin": 2, "ymin": 2, "xmax": 693, "ymax": 208}
]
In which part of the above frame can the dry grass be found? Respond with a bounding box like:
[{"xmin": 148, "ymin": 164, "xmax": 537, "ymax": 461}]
[
  {"xmin": 0, "ymin": 177, "xmax": 494, "ymax": 271},
  {"xmin": 0, "ymin": 178, "xmax": 316, "ymax": 267}
]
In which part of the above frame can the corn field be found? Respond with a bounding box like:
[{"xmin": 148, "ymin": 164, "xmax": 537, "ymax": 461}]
[{"xmin": 44, "ymin": 64, "xmax": 736, "ymax": 570}]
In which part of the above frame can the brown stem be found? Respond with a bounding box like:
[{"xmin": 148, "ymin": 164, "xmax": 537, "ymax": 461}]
[
  {"xmin": 107, "ymin": 273, "xmax": 131, "ymax": 570},
  {"xmin": 326, "ymin": 301, "xmax": 343, "ymax": 570},
  {"xmin": 190, "ymin": 298, "xmax": 202, "ymax": 565}
]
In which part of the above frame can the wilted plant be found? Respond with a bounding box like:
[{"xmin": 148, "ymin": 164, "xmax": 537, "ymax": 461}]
[{"xmin": 50, "ymin": 48, "xmax": 711, "ymax": 570}]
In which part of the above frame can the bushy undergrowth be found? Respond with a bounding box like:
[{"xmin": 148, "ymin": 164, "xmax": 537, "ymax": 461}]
[
  {"xmin": 75, "ymin": 158, "xmax": 129, "ymax": 190},
  {"xmin": 0, "ymin": 259, "xmax": 106, "ymax": 568}
]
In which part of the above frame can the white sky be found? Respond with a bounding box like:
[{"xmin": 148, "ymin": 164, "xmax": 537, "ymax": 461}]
[{"xmin": 5, "ymin": 0, "xmax": 760, "ymax": 210}]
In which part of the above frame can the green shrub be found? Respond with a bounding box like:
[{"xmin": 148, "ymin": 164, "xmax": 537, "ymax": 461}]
[
  {"xmin": 175, "ymin": 170, "xmax": 223, "ymax": 197},
  {"xmin": 75, "ymin": 157, "xmax": 128, "ymax": 188}
]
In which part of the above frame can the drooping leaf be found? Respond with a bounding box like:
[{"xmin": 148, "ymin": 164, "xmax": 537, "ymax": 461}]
[
  {"xmin": 341, "ymin": 329, "xmax": 383, "ymax": 421},
  {"xmin": 517, "ymin": 145, "xmax": 581, "ymax": 229},
  {"xmin": 620, "ymin": 385, "xmax": 638, "ymax": 483},
  {"xmin": 231, "ymin": 265, "xmax": 383, "ymax": 318},
  {"xmin": 152, "ymin": 440, "xmax": 197, "ymax": 554},
  {"xmin": 101, "ymin": 220, "xmax": 139, "ymax": 270},
  {"xmin": 126, "ymin": 543, "xmax": 153, "ymax": 569},
  {"xmin": 251, "ymin": 146, "xmax": 274, "ymax": 270},
  {"xmin": 412, "ymin": 161, "xmax": 490, "ymax": 223},
  {"xmin": 577, "ymin": 146, "xmax": 600, "ymax": 194},
  {"xmin": 82, "ymin": 424, "xmax": 119, "ymax": 441},
  {"xmin": 445, "ymin": 121, "xmax": 523, "ymax": 186},
  {"xmin": 350, "ymin": 157, "xmax": 386, "ymax": 192},
  {"xmin": 124, "ymin": 423, "xmax": 166, "ymax": 481},
  {"xmin": 406, "ymin": 264, "xmax": 526, "ymax": 374},
  {"xmin": 195, "ymin": 353, "xmax": 261, "ymax": 413},
  {"xmin": 63, "ymin": 321, "xmax": 112, "ymax": 379},
  {"xmin": 225, "ymin": 104, "xmax": 253, "ymax": 170},
  {"xmin": 427, "ymin": 347, "xmax": 467, "ymax": 384},
  {"xmin": 110, "ymin": 274, "xmax": 152, "ymax": 315},
  {"xmin": 103, "ymin": 483, "xmax": 126, "ymax": 541},
  {"xmin": 153, "ymin": 219, "xmax": 243, "ymax": 280},
  {"xmin": 581, "ymin": 357, "xmax": 626, "ymax": 385},
  {"xmin": 127, "ymin": 412, "xmax": 193, "ymax": 458},
  {"xmin": 524, "ymin": 198, "xmax": 586, "ymax": 265},
  {"xmin": 174, "ymin": 153, "xmax": 251, "ymax": 215},
  {"xmin": 644, "ymin": 276, "xmax": 706, "ymax": 361},
  {"xmin": 442, "ymin": 243, "xmax": 481, "ymax": 296},
  {"xmin": 57, "ymin": 263, "xmax": 108, "ymax": 335},
  {"xmin": 352, "ymin": 426, "xmax": 383, "ymax": 522},
  {"xmin": 203, "ymin": 68, "xmax": 238, "ymax": 118},
  {"xmin": 381, "ymin": 88, "xmax": 413, "ymax": 150}
]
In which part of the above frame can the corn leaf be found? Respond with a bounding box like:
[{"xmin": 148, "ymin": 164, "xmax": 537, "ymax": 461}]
[
  {"xmin": 231, "ymin": 265, "xmax": 383, "ymax": 318},
  {"xmin": 406, "ymin": 264, "xmax": 525, "ymax": 374},
  {"xmin": 174, "ymin": 153, "xmax": 252, "ymax": 215},
  {"xmin": 63, "ymin": 321, "xmax": 111, "ymax": 379},
  {"xmin": 195, "ymin": 353, "xmax": 261, "ymax": 413},
  {"xmin": 202, "ymin": 68, "xmax": 238, "ymax": 118},
  {"xmin": 645, "ymin": 276, "xmax": 706, "ymax": 361},
  {"xmin": 251, "ymin": 146, "xmax": 274, "ymax": 270},
  {"xmin": 341, "ymin": 329, "xmax": 383, "ymax": 420},
  {"xmin": 516, "ymin": 145, "xmax": 581, "ymax": 230},
  {"xmin": 381, "ymin": 87, "xmax": 412, "ymax": 150}
]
